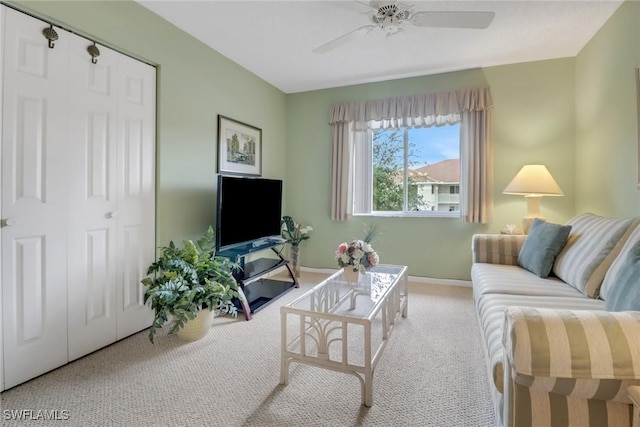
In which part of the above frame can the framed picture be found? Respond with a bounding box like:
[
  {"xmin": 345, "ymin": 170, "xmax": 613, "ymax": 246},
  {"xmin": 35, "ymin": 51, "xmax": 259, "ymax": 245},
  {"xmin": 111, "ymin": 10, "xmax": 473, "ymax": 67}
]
[{"xmin": 217, "ymin": 115, "xmax": 262, "ymax": 176}]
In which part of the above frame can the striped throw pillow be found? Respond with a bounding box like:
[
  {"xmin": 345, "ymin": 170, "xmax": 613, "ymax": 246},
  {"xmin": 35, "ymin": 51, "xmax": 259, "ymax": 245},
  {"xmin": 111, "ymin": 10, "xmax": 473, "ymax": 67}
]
[
  {"xmin": 604, "ymin": 240, "xmax": 640, "ymax": 311},
  {"xmin": 552, "ymin": 213, "xmax": 636, "ymax": 298},
  {"xmin": 600, "ymin": 222, "xmax": 640, "ymax": 301}
]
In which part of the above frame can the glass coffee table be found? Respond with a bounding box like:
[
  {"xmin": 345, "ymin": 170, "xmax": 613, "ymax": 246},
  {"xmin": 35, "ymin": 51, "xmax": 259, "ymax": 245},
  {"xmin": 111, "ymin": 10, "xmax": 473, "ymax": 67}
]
[{"xmin": 279, "ymin": 264, "xmax": 408, "ymax": 406}]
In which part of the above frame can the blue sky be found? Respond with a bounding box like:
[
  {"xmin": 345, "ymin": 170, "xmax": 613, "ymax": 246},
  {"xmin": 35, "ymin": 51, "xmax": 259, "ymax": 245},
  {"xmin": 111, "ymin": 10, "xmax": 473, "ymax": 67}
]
[
  {"xmin": 375, "ymin": 123, "xmax": 461, "ymax": 169},
  {"xmin": 409, "ymin": 124, "xmax": 460, "ymax": 168}
]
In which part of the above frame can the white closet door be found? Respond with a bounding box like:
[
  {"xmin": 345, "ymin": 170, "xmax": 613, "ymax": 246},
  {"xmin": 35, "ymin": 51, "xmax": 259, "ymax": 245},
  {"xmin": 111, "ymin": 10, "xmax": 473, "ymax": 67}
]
[
  {"xmin": 1, "ymin": 7, "xmax": 70, "ymax": 389},
  {"xmin": 115, "ymin": 55, "xmax": 155, "ymax": 338},
  {"xmin": 1, "ymin": 4, "xmax": 4, "ymax": 394},
  {"xmin": 1, "ymin": 6, "xmax": 156, "ymax": 387},
  {"xmin": 66, "ymin": 38, "xmax": 119, "ymax": 361}
]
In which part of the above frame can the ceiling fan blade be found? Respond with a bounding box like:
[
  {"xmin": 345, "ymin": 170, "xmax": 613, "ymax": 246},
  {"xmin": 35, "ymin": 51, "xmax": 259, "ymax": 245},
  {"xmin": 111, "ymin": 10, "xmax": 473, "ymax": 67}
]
[
  {"xmin": 369, "ymin": 0, "xmax": 400, "ymax": 9},
  {"xmin": 329, "ymin": 1, "xmax": 375, "ymax": 14},
  {"xmin": 312, "ymin": 25, "xmax": 376, "ymax": 54},
  {"xmin": 411, "ymin": 11, "xmax": 495, "ymax": 29}
]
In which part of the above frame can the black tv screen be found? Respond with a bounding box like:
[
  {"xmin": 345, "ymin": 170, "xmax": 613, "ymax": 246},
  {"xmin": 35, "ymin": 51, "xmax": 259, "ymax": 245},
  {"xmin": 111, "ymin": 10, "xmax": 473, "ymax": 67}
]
[{"xmin": 216, "ymin": 175, "xmax": 283, "ymax": 251}]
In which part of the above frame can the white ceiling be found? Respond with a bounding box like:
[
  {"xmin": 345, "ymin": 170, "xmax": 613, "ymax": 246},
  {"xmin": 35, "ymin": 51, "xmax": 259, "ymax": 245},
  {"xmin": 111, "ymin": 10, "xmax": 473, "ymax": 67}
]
[{"xmin": 137, "ymin": 0, "xmax": 623, "ymax": 94}]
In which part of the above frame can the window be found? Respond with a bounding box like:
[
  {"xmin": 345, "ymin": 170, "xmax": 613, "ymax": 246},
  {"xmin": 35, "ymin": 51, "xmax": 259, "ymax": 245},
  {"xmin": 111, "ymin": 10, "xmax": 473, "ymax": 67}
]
[
  {"xmin": 353, "ymin": 123, "xmax": 461, "ymax": 217},
  {"xmin": 329, "ymin": 88, "xmax": 493, "ymax": 223}
]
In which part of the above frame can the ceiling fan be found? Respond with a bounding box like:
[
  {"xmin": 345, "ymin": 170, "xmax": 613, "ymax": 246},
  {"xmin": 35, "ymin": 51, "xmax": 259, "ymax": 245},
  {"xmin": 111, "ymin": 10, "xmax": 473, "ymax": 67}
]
[{"xmin": 313, "ymin": 1, "xmax": 495, "ymax": 54}]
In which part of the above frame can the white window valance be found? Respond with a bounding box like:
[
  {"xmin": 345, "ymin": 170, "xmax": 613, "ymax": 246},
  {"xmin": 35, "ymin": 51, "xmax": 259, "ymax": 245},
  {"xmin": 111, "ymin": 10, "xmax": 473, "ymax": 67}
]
[{"xmin": 329, "ymin": 87, "xmax": 493, "ymax": 130}]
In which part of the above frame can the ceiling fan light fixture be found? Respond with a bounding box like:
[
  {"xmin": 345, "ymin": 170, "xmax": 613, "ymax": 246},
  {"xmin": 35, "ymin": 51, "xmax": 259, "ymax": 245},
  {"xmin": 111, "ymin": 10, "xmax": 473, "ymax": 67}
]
[
  {"xmin": 369, "ymin": 3, "xmax": 411, "ymax": 26},
  {"xmin": 385, "ymin": 15, "xmax": 399, "ymax": 26},
  {"xmin": 397, "ymin": 10, "xmax": 411, "ymax": 20}
]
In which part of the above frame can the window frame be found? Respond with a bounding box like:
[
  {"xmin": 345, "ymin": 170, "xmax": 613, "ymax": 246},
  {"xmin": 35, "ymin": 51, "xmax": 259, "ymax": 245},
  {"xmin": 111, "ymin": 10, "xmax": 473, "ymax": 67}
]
[{"xmin": 353, "ymin": 123, "xmax": 462, "ymax": 218}]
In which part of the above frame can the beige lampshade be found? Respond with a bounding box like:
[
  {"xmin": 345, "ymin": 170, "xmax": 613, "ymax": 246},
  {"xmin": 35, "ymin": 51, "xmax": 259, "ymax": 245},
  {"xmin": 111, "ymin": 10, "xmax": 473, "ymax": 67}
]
[
  {"xmin": 503, "ymin": 165, "xmax": 564, "ymax": 196},
  {"xmin": 503, "ymin": 165, "xmax": 564, "ymax": 234}
]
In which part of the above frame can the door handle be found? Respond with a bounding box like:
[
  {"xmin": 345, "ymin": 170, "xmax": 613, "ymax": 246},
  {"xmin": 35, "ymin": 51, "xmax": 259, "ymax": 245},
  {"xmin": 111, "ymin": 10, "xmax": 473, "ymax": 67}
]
[
  {"xmin": 108, "ymin": 211, "xmax": 119, "ymax": 219},
  {"xmin": 3, "ymin": 217, "xmax": 17, "ymax": 227}
]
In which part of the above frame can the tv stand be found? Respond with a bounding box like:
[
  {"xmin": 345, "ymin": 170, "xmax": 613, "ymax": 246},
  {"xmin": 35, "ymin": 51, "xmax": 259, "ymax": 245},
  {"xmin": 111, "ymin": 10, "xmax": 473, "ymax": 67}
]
[{"xmin": 218, "ymin": 241, "xmax": 298, "ymax": 320}]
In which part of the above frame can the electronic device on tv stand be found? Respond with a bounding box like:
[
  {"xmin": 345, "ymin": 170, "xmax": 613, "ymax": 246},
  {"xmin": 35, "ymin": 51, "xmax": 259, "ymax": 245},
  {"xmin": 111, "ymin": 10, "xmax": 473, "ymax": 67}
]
[
  {"xmin": 215, "ymin": 175, "xmax": 297, "ymax": 320},
  {"xmin": 215, "ymin": 174, "xmax": 283, "ymax": 252}
]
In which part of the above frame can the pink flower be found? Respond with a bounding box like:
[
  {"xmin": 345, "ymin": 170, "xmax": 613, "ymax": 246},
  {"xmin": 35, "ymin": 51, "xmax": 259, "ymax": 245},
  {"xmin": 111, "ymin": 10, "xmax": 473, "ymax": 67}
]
[{"xmin": 335, "ymin": 238, "xmax": 379, "ymax": 270}]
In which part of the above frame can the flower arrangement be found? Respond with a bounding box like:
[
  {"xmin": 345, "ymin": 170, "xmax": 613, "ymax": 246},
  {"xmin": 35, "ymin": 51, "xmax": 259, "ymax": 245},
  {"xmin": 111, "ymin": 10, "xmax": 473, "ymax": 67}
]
[
  {"xmin": 281, "ymin": 215, "xmax": 313, "ymax": 246},
  {"xmin": 335, "ymin": 239, "xmax": 380, "ymax": 273}
]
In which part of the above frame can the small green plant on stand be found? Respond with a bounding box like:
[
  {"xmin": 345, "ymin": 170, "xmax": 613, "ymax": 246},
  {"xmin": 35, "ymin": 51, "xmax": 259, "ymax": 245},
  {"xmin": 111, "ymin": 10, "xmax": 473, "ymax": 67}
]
[
  {"xmin": 281, "ymin": 215, "xmax": 313, "ymax": 277},
  {"xmin": 142, "ymin": 226, "xmax": 240, "ymax": 343}
]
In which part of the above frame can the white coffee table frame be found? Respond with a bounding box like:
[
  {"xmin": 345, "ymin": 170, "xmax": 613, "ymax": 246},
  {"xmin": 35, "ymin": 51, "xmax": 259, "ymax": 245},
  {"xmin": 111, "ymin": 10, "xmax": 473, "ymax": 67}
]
[{"xmin": 279, "ymin": 265, "xmax": 408, "ymax": 406}]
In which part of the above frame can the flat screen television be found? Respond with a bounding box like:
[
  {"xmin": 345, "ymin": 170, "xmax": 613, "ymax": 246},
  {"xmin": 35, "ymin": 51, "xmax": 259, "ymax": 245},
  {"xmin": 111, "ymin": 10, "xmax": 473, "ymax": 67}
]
[{"xmin": 215, "ymin": 175, "xmax": 283, "ymax": 252}]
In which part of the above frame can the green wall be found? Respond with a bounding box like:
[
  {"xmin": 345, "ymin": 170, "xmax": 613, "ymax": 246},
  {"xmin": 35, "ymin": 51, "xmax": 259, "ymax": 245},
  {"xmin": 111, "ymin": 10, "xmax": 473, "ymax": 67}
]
[
  {"xmin": 575, "ymin": 0, "xmax": 640, "ymax": 217},
  {"xmin": 287, "ymin": 59, "xmax": 576, "ymax": 280},
  {"xmin": 8, "ymin": 0, "xmax": 288, "ymax": 247}
]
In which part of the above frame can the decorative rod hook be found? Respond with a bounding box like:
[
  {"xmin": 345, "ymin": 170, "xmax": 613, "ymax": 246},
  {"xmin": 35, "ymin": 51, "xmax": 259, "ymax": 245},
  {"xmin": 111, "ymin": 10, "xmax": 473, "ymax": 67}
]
[
  {"xmin": 43, "ymin": 24, "xmax": 58, "ymax": 49},
  {"xmin": 88, "ymin": 42, "xmax": 100, "ymax": 65}
]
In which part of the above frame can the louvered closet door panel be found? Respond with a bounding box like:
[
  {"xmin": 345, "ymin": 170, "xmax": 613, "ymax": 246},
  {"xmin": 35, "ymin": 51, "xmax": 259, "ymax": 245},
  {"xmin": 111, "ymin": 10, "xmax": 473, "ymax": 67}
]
[
  {"xmin": 1, "ymin": 7, "xmax": 70, "ymax": 389},
  {"xmin": 115, "ymin": 55, "xmax": 155, "ymax": 338},
  {"xmin": 66, "ymin": 37, "xmax": 119, "ymax": 361}
]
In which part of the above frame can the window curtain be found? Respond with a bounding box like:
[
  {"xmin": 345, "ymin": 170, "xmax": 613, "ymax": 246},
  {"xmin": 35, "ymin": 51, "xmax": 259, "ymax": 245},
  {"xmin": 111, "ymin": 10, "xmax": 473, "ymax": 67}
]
[
  {"xmin": 329, "ymin": 87, "xmax": 494, "ymax": 222},
  {"xmin": 330, "ymin": 122, "xmax": 353, "ymax": 221}
]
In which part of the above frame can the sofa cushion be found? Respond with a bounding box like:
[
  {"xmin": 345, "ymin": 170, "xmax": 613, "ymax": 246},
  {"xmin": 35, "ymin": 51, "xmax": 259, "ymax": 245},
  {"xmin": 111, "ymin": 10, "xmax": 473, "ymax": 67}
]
[
  {"xmin": 601, "ymin": 223, "xmax": 640, "ymax": 301},
  {"xmin": 517, "ymin": 219, "xmax": 571, "ymax": 277},
  {"xmin": 552, "ymin": 213, "xmax": 637, "ymax": 298},
  {"xmin": 472, "ymin": 263, "xmax": 584, "ymax": 300},
  {"xmin": 604, "ymin": 241, "xmax": 640, "ymax": 311}
]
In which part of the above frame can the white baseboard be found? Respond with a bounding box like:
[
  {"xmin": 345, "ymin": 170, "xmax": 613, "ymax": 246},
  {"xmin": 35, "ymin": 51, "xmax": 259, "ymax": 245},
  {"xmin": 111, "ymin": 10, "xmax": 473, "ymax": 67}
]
[
  {"xmin": 299, "ymin": 267, "xmax": 471, "ymax": 288},
  {"xmin": 408, "ymin": 275, "xmax": 472, "ymax": 288}
]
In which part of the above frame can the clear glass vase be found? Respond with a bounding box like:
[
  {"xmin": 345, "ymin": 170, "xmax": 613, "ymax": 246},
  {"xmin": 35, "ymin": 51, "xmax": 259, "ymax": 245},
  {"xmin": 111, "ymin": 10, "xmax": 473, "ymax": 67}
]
[{"xmin": 290, "ymin": 244, "xmax": 301, "ymax": 278}]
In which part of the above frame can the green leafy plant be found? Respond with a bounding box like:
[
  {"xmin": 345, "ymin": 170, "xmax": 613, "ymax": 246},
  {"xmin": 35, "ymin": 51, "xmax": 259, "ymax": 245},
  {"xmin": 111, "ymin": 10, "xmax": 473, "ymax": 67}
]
[
  {"xmin": 280, "ymin": 215, "xmax": 313, "ymax": 246},
  {"xmin": 142, "ymin": 226, "xmax": 240, "ymax": 343},
  {"xmin": 361, "ymin": 223, "xmax": 379, "ymax": 244}
]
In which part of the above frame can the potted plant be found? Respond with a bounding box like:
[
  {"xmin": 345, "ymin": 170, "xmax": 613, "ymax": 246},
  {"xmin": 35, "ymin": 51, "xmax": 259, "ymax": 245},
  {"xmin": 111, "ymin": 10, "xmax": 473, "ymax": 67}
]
[
  {"xmin": 142, "ymin": 226, "xmax": 240, "ymax": 343},
  {"xmin": 280, "ymin": 215, "xmax": 313, "ymax": 277}
]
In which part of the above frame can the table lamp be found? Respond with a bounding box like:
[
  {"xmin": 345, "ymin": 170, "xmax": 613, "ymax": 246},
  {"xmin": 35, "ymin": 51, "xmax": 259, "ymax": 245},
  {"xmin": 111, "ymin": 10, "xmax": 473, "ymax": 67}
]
[{"xmin": 503, "ymin": 165, "xmax": 564, "ymax": 234}]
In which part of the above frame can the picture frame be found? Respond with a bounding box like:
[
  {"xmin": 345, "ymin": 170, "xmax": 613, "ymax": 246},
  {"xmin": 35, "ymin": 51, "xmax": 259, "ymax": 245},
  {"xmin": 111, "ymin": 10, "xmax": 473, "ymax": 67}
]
[{"xmin": 217, "ymin": 115, "xmax": 262, "ymax": 176}]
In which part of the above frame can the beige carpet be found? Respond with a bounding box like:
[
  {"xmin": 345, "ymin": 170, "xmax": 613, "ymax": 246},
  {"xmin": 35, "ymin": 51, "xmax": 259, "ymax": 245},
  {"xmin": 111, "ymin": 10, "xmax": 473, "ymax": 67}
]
[{"xmin": 0, "ymin": 272, "xmax": 496, "ymax": 427}]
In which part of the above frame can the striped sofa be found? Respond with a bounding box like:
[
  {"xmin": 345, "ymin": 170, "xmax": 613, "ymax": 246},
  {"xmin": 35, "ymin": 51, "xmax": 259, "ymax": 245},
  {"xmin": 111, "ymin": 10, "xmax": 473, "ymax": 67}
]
[{"xmin": 471, "ymin": 213, "xmax": 640, "ymax": 427}]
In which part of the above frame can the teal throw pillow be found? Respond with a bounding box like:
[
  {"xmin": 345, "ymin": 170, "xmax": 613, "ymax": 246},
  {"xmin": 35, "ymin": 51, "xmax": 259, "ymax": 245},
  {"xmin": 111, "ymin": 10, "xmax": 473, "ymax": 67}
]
[
  {"xmin": 604, "ymin": 240, "xmax": 640, "ymax": 311},
  {"xmin": 518, "ymin": 219, "xmax": 572, "ymax": 278}
]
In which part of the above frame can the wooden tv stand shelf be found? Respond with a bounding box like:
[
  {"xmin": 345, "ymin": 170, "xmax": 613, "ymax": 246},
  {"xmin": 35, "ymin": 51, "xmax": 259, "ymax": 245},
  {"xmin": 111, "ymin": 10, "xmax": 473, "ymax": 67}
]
[{"xmin": 218, "ymin": 240, "xmax": 298, "ymax": 320}]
